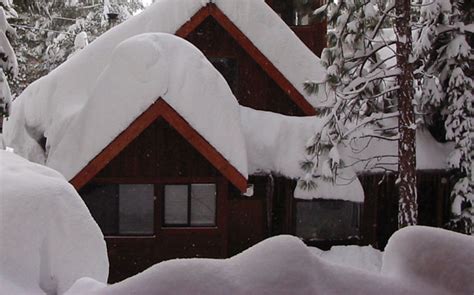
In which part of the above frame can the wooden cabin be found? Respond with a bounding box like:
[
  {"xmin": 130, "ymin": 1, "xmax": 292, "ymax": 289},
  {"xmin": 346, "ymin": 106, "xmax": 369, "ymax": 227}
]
[
  {"xmin": 70, "ymin": 1, "xmax": 454, "ymax": 283},
  {"xmin": 68, "ymin": 0, "xmax": 330, "ymax": 282},
  {"xmin": 3, "ymin": 0, "xmax": 453, "ymax": 284}
]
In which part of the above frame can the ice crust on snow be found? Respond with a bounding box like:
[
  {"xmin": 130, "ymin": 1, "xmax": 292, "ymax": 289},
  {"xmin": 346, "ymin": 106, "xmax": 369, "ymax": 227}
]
[
  {"xmin": 65, "ymin": 226, "xmax": 473, "ymax": 295},
  {"xmin": 0, "ymin": 150, "xmax": 108, "ymax": 295}
]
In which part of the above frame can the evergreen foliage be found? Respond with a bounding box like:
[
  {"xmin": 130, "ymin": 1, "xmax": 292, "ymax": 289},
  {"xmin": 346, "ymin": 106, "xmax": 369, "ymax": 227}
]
[
  {"xmin": 303, "ymin": 0, "xmax": 473, "ymax": 232},
  {"xmin": 10, "ymin": 0, "xmax": 143, "ymax": 96},
  {"xmin": 413, "ymin": 0, "xmax": 473, "ymax": 233},
  {"xmin": 0, "ymin": 0, "xmax": 17, "ymax": 118}
]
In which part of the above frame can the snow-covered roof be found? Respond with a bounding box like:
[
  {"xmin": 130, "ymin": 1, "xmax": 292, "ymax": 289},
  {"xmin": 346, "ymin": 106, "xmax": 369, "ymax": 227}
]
[
  {"xmin": 0, "ymin": 150, "xmax": 108, "ymax": 294},
  {"xmin": 241, "ymin": 106, "xmax": 453, "ymax": 202},
  {"xmin": 5, "ymin": 33, "xmax": 248, "ymax": 185},
  {"xmin": 3, "ymin": 0, "xmax": 326, "ymax": 188}
]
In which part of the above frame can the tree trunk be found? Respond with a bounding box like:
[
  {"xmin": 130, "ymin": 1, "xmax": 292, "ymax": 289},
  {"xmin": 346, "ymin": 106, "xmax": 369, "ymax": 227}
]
[{"xmin": 395, "ymin": 0, "xmax": 417, "ymax": 228}]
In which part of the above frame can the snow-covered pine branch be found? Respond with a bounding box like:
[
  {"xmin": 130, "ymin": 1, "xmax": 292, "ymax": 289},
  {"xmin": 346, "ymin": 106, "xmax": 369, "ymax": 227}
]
[
  {"xmin": 413, "ymin": 0, "xmax": 473, "ymax": 233},
  {"xmin": 0, "ymin": 5, "xmax": 16, "ymax": 118}
]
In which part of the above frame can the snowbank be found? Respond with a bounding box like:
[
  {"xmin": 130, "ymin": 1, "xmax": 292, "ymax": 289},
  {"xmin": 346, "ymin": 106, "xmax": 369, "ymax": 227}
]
[
  {"xmin": 382, "ymin": 226, "xmax": 474, "ymax": 295},
  {"xmin": 0, "ymin": 150, "xmax": 109, "ymax": 294},
  {"xmin": 311, "ymin": 245, "xmax": 383, "ymax": 273},
  {"xmin": 66, "ymin": 227, "xmax": 472, "ymax": 295}
]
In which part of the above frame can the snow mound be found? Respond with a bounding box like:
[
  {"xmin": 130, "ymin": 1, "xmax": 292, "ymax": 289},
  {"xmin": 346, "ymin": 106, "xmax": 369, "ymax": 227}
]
[
  {"xmin": 0, "ymin": 150, "xmax": 109, "ymax": 294},
  {"xmin": 382, "ymin": 226, "xmax": 474, "ymax": 295},
  {"xmin": 311, "ymin": 245, "xmax": 383, "ymax": 273},
  {"xmin": 65, "ymin": 232, "xmax": 458, "ymax": 295}
]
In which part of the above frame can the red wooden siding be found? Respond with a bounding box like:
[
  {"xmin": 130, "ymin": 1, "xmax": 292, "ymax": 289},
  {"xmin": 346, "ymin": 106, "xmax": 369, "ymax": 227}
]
[
  {"xmin": 176, "ymin": 4, "xmax": 318, "ymax": 116},
  {"xmin": 71, "ymin": 99, "xmax": 246, "ymax": 192},
  {"xmin": 80, "ymin": 117, "xmax": 235, "ymax": 282},
  {"xmin": 186, "ymin": 16, "xmax": 306, "ymax": 116}
]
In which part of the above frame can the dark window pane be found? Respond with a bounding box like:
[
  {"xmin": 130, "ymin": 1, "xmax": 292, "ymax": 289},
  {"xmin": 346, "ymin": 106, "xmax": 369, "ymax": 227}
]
[
  {"xmin": 80, "ymin": 184, "xmax": 119, "ymax": 235},
  {"xmin": 119, "ymin": 184, "xmax": 154, "ymax": 235},
  {"xmin": 272, "ymin": 0, "xmax": 322, "ymax": 26},
  {"xmin": 191, "ymin": 184, "xmax": 216, "ymax": 226},
  {"xmin": 295, "ymin": 200, "xmax": 360, "ymax": 241},
  {"xmin": 164, "ymin": 185, "xmax": 188, "ymax": 225}
]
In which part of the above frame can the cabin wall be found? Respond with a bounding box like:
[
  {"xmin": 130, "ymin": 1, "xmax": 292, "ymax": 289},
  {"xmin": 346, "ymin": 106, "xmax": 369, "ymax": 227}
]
[
  {"xmin": 359, "ymin": 171, "xmax": 454, "ymax": 249},
  {"xmin": 244, "ymin": 171, "xmax": 453, "ymax": 251},
  {"xmin": 186, "ymin": 17, "xmax": 307, "ymax": 116},
  {"xmin": 80, "ymin": 118, "xmax": 233, "ymax": 283}
]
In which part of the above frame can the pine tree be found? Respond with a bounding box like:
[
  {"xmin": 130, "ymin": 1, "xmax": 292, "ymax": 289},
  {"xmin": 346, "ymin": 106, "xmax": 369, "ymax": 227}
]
[
  {"xmin": 302, "ymin": 0, "xmax": 419, "ymax": 228},
  {"xmin": 10, "ymin": 0, "xmax": 143, "ymax": 96},
  {"xmin": 0, "ymin": 0, "xmax": 17, "ymax": 118},
  {"xmin": 303, "ymin": 0, "xmax": 473, "ymax": 232},
  {"xmin": 395, "ymin": 0, "xmax": 417, "ymax": 227},
  {"xmin": 413, "ymin": 0, "xmax": 473, "ymax": 233}
]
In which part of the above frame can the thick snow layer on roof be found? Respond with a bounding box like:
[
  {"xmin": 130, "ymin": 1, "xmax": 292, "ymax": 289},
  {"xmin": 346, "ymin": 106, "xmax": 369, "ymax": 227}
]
[
  {"xmin": 345, "ymin": 120, "xmax": 454, "ymax": 172},
  {"xmin": 215, "ymin": 0, "xmax": 326, "ymax": 107},
  {"xmin": 5, "ymin": 33, "xmax": 248, "ymax": 181},
  {"xmin": 51, "ymin": 33, "xmax": 247, "ymax": 180},
  {"xmin": 241, "ymin": 106, "xmax": 453, "ymax": 201},
  {"xmin": 4, "ymin": 0, "xmax": 326, "ymax": 180},
  {"xmin": 65, "ymin": 227, "xmax": 473, "ymax": 295},
  {"xmin": 0, "ymin": 151, "xmax": 108, "ymax": 294},
  {"xmin": 240, "ymin": 106, "xmax": 364, "ymax": 202}
]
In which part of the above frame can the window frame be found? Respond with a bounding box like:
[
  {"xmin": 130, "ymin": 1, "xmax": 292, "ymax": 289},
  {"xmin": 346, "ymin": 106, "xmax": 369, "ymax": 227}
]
[
  {"xmin": 293, "ymin": 198, "xmax": 362, "ymax": 243},
  {"xmin": 162, "ymin": 183, "xmax": 217, "ymax": 228}
]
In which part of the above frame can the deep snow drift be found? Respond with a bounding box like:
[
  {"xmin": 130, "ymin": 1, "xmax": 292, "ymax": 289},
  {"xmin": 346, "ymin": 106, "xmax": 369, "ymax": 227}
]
[
  {"xmin": 311, "ymin": 245, "xmax": 383, "ymax": 273},
  {"xmin": 65, "ymin": 226, "xmax": 474, "ymax": 295},
  {"xmin": 0, "ymin": 150, "xmax": 108, "ymax": 294}
]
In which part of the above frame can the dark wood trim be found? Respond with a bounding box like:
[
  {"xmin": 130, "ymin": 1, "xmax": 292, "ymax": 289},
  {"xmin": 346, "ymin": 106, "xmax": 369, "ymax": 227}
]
[
  {"xmin": 71, "ymin": 98, "xmax": 247, "ymax": 192},
  {"xmin": 176, "ymin": 4, "xmax": 317, "ymax": 116},
  {"xmin": 71, "ymin": 100, "xmax": 162, "ymax": 189},
  {"xmin": 176, "ymin": 6, "xmax": 211, "ymax": 37},
  {"xmin": 159, "ymin": 100, "xmax": 247, "ymax": 191}
]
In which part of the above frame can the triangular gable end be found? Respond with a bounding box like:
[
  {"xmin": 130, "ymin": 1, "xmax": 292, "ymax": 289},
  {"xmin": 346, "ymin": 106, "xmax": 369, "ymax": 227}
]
[
  {"xmin": 70, "ymin": 98, "xmax": 247, "ymax": 192},
  {"xmin": 176, "ymin": 4, "xmax": 317, "ymax": 116}
]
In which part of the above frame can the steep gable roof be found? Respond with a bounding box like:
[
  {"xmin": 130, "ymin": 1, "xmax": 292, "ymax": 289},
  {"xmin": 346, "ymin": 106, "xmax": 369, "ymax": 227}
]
[
  {"xmin": 71, "ymin": 98, "xmax": 247, "ymax": 191},
  {"xmin": 175, "ymin": 3, "xmax": 319, "ymax": 115}
]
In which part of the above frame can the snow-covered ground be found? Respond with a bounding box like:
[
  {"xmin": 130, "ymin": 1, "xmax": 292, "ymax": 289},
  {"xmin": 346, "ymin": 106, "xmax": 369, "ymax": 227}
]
[
  {"xmin": 1, "ymin": 150, "xmax": 473, "ymax": 294},
  {"xmin": 64, "ymin": 227, "xmax": 473, "ymax": 295},
  {"xmin": 0, "ymin": 150, "xmax": 108, "ymax": 295},
  {"xmin": 311, "ymin": 245, "xmax": 383, "ymax": 273}
]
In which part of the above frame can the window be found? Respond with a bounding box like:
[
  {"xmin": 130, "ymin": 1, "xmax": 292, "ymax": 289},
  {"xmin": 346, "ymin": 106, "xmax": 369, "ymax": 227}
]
[
  {"xmin": 163, "ymin": 184, "xmax": 216, "ymax": 227},
  {"xmin": 295, "ymin": 200, "xmax": 360, "ymax": 241},
  {"xmin": 81, "ymin": 183, "xmax": 154, "ymax": 235},
  {"xmin": 272, "ymin": 0, "xmax": 323, "ymax": 26}
]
